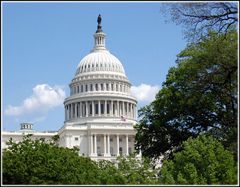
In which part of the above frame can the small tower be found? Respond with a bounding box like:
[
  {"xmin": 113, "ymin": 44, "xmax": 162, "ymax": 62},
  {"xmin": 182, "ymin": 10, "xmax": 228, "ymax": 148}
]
[
  {"xmin": 93, "ymin": 14, "xmax": 106, "ymax": 51},
  {"xmin": 20, "ymin": 123, "xmax": 34, "ymax": 131}
]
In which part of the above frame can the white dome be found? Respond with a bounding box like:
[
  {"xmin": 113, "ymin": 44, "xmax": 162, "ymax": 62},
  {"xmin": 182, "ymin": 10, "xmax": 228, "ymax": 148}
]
[{"xmin": 75, "ymin": 50, "xmax": 125, "ymax": 76}]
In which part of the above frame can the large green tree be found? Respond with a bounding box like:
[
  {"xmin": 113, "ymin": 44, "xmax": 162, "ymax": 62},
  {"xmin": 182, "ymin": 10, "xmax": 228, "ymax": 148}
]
[
  {"xmin": 159, "ymin": 135, "xmax": 237, "ymax": 184},
  {"xmin": 135, "ymin": 30, "xmax": 237, "ymax": 159},
  {"xmin": 3, "ymin": 135, "xmax": 102, "ymax": 184},
  {"xmin": 3, "ymin": 135, "xmax": 161, "ymax": 184}
]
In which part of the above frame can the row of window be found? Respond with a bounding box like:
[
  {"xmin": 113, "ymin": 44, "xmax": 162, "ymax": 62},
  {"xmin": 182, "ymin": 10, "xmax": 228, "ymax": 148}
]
[
  {"xmin": 76, "ymin": 63, "xmax": 123, "ymax": 74},
  {"xmin": 70, "ymin": 82, "xmax": 130, "ymax": 95},
  {"xmin": 72, "ymin": 74, "xmax": 127, "ymax": 83},
  {"xmin": 74, "ymin": 137, "xmax": 132, "ymax": 142}
]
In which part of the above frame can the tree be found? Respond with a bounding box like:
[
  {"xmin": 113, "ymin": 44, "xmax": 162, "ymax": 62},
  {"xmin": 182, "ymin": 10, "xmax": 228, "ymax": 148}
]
[
  {"xmin": 135, "ymin": 30, "xmax": 237, "ymax": 159},
  {"xmin": 160, "ymin": 2, "xmax": 238, "ymax": 42},
  {"xmin": 2, "ymin": 135, "xmax": 101, "ymax": 184},
  {"xmin": 96, "ymin": 160, "xmax": 126, "ymax": 184},
  {"xmin": 116, "ymin": 154, "xmax": 160, "ymax": 184},
  {"xmin": 159, "ymin": 135, "xmax": 237, "ymax": 184}
]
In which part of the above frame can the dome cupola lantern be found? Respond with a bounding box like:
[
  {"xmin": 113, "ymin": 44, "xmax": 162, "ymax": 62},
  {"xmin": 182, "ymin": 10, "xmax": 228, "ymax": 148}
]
[{"xmin": 93, "ymin": 14, "xmax": 106, "ymax": 51}]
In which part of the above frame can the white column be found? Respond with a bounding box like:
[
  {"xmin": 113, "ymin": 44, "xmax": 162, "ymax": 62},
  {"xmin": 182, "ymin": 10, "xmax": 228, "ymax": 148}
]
[
  {"xmin": 92, "ymin": 101, "xmax": 95, "ymax": 117},
  {"xmin": 117, "ymin": 101, "xmax": 119, "ymax": 117},
  {"xmin": 65, "ymin": 106, "xmax": 67, "ymax": 120},
  {"xmin": 75, "ymin": 103, "xmax": 77, "ymax": 119},
  {"xmin": 80, "ymin": 102, "xmax": 82, "ymax": 117},
  {"xmin": 116, "ymin": 134, "xmax": 119, "ymax": 156},
  {"xmin": 98, "ymin": 100, "xmax": 101, "ymax": 116},
  {"xmin": 111, "ymin": 100, "xmax": 113, "ymax": 116},
  {"xmin": 86, "ymin": 101, "xmax": 88, "ymax": 117},
  {"xmin": 104, "ymin": 134, "xmax": 106, "ymax": 156},
  {"xmin": 132, "ymin": 104, "xmax": 135, "ymax": 119},
  {"xmin": 114, "ymin": 102, "xmax": 117, "ymax": 116},
  {"xmin": 107, "ymin": 134, "xmax": 110, "ymax": 156},
  {"xmin": 90, "ymin": 134, "xmax": 93, "ymax": 156},
  {"xmin": 104, "ymin": 100, "xmax": 107, "ymax": 116},
  {"xmin": 70, "ymin": 104, "xmax": 73, "ymax": 119},
  {"xmin": 94, "ymin": 134, "xmax": 97, "ymax": 155},
  {"xmin": 130, "ymin": 103, "xmax": 132, "ymax": 119},
  {"xmin": 126, "ymin": 134, "xmax": 129, "ymax": 156}
]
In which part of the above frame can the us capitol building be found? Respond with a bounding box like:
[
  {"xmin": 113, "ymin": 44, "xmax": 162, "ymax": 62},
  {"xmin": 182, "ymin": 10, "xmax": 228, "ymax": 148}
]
[{"xmin": 2, "ymin": 15, "xmax": 138, "ymax": 161}]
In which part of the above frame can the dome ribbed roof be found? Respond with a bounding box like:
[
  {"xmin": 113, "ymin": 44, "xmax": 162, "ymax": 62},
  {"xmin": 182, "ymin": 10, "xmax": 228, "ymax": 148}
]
[
  {"xmin": 75, "ymin": 50, "xmax": 125, "ymax": 76},
  {"xmin": 75, "ymin": 16, "xmax": 126, "ymax": 77}
]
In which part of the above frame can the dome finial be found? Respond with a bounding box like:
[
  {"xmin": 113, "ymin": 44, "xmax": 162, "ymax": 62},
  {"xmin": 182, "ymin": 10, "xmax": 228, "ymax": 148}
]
[{"xmin": 96, "ymin": 14, "xmax": 102, "ymax": 33}]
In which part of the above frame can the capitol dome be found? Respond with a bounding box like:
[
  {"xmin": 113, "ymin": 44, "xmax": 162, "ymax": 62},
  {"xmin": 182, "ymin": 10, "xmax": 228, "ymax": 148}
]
[
  {"xmin": 75, "ymin": 50, "xmax": 126, "ymax": 76},
  {"xmin": 63, "ymin": 14, "xmax": 137, "ymax": 128}
]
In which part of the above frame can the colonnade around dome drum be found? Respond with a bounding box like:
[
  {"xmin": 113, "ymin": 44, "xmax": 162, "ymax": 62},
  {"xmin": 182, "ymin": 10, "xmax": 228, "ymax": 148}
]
[
  {"xmin": 65, "ymin": 100, "xmax": 137, "ymax": 121},
  {"xmin": 70, "ymin": 80, "xmax": 131, "ymax": 95}
]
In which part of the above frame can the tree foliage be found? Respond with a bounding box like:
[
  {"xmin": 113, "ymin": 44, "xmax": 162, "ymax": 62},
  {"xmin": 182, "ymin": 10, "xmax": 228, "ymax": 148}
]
[
  {"xmin": 135, "ymin": 30, "xmax": 237, "ymax": 159},
  {"xmin": 159, "ymin": 135, "xmax": 237, "ymax": 184},
  {"xmin": 2, "ymin": 135, "xmax": 160, "ymax": 184},
  {"xmin": 117, "ymin": 154, "xmax": 159, "ymax": 184},
  {"xmin": 3, "ymin": 135, "xmax": 101, "ymax": 184},
  {"xmin": 160, "ymin": 2, "xmax": 238, "ymax": 42}
]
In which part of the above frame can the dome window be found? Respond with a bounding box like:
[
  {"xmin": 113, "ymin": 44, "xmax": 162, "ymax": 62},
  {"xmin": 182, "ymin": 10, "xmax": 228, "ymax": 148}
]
[
  {"xmin": 95, "ymin": 84, "xmax": 98, "ymax": 91},
  {"xmin": 90, "ymin": 84, "xmax": 93, "ymax": 91}
]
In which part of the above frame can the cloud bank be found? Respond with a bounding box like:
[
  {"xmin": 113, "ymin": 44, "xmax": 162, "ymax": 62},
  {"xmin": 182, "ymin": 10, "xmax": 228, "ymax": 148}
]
[
  {"xmin": 131, "ymin": 84, "xmax": 160, "ymax": 103},
  {"xmin": 5, "ymin": 84, "xmax": 66, "ymax": 116}
]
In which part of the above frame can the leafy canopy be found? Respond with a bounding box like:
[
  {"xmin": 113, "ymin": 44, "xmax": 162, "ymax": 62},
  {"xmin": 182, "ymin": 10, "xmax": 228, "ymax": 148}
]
[
  {"xmin": 135, "ymin": 30, "xmax": 237, "ymax": 159},
  {"xmin": 159, "ymin": 135, "xmax": 237, "ymax": 184}
]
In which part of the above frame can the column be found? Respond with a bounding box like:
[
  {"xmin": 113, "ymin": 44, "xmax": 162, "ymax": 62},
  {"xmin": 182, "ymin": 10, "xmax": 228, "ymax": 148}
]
[
  {"xmin": 111, "ymin": 100, "xmax": 113, "ymax": 116},
  {"xmin": 114, "ymin": 102, "xmax": 117, "ymax": 116},
  {"xmin": 107, "ymin": 134, "xmax": 110, "ymax": 156},
  {"xmin": 130, "ymin": 103, "xmax": 132, "ymax": 119},
  {"xmin": 65, "ymin": 106, "xmax": 67, "ymax": 120},
  {"xmin": 75, "ymin": 103, "xmax": 77, "ymax": 119},
  {"xmin": 104, "ymin": 100, "xmax": 107, "ymax": 116},
  {"xmin": 90, "ymin": 134, "xmax": 93, "ymax": 156},
  {"xmin": 126, "ymin": 134, "xmax": 129, "ymax": 156},
  {"xmin": 92, "ymin": 101, "xmax": 95, "ymax": 117},
  {"xmin": 104, "ymin": 134, "xmax": 106, "ymax": 156},
  {"xmin": 126, "ymin": 102, "xmax": 129, "ymax": 117},
  {"xmin": 80, "ymin": 102, "xmax": 82, "ymax": 117},
  {"xmin": 86, "ymin": 101, "xmax": 88, "ymax": 117},
  {"xmin": 117, "ymin": 101, "xmax": 119, "ymax": 117},
  {"xmin": 94, "ymin": 134, "xmax": 97, "ymax": 155},
  {"xmin": 116, "ymin": 134, "xmax": 119, "ymax": 156},
  {"xmin": 98, "ymin": 100, "xmax": 101, "ymax": 116},
  {"xmin": 70, "ymin": 103, "xmax": 72, "ymax": 119}
]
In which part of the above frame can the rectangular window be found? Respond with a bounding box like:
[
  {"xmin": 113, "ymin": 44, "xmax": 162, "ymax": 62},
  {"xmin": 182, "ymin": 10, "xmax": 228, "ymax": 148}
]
[
  {"xmin": 106, "ymin": 84, "xmax": 109, "ymax": 91},
  {"xmin": 75, "ymin": 137, "xmax": 78, "ymax": 141},
  {"xmin": 85, "ymin": 85, "xmax": 88, "ymax": 92},
  {"xmin": 81, "ymin": 85, "xmax": 83, "ymax": 92},
  {"xmin": 101, "ymin": 103, "xmax": 104, "ymax": 114},
  {"xmin": 95, "ymin": 84, "xmax": 98, "ymax": 91},
  {"xmin": 101, "ymin": 84, "xmax": 104, "ymax": 91},
  {"xmin": 95, "ymin": 104, "xmax": 98, "ymax": 114},
  {"xmin": 90, "ymin": 84, "xmax": 93, "ymax": 91}
]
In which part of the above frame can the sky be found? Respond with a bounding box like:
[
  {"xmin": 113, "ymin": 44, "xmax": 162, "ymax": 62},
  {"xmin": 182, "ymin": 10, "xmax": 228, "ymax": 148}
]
[{"xmin": 2, "ymin": 2, "xmax": 187, "ymax": 132}]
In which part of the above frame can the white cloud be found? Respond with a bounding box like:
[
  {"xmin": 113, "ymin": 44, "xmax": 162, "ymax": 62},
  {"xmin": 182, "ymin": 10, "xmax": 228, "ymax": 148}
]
[
  {"xmin": 131, "ymin": 84, "xmax": 160, "ymax": 103},
  {"xmin": 5, "ymin": 84, "xmax": 66, "ymax": 116}
]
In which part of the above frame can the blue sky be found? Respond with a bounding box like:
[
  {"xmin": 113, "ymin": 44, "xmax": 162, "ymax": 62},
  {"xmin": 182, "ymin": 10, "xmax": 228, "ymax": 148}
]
[{"xmin": 2, "ymin": 2, "xmax": 187, "ymax": 131}]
